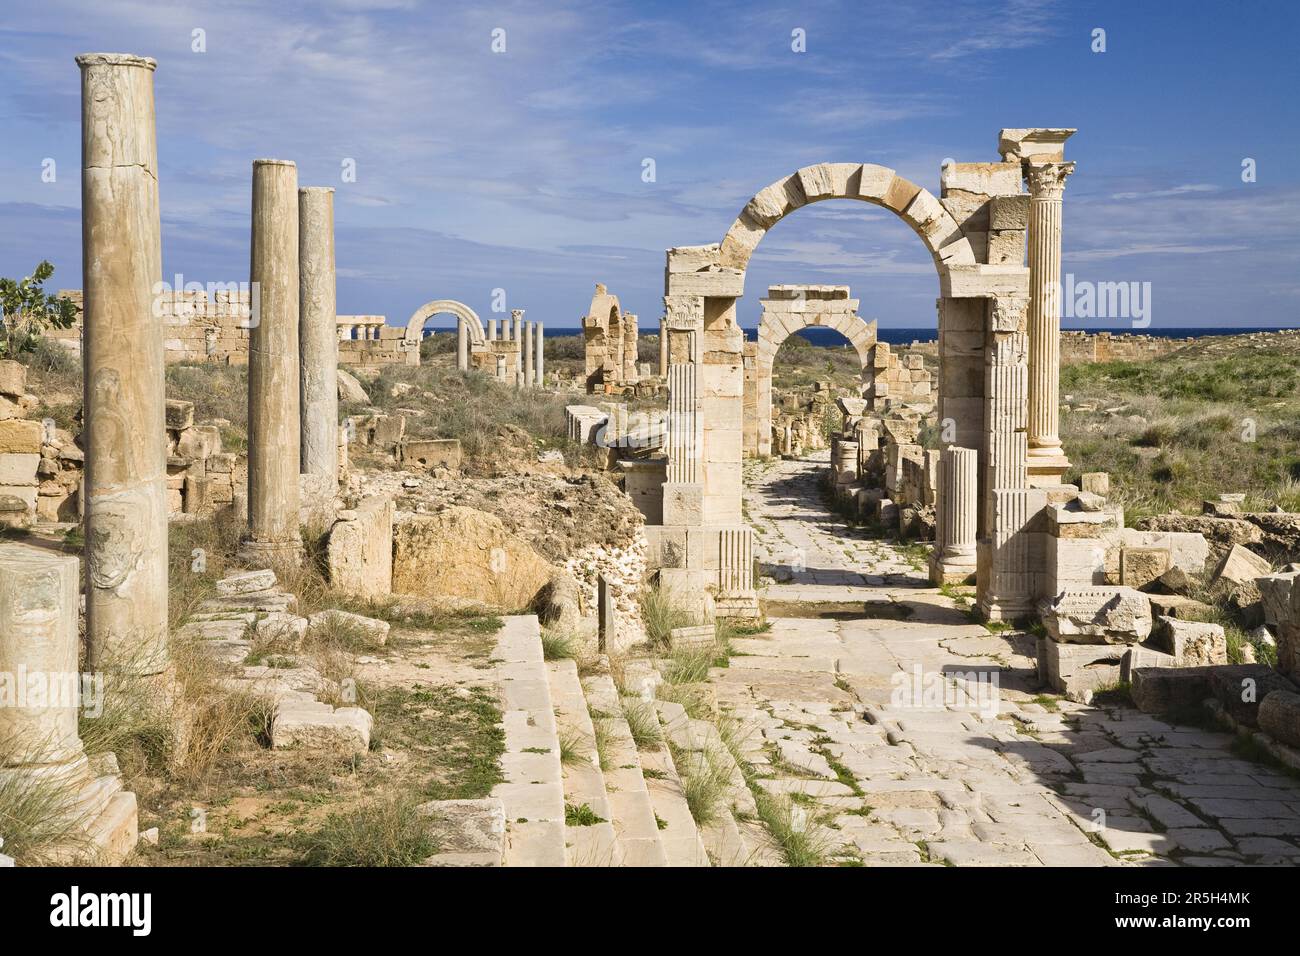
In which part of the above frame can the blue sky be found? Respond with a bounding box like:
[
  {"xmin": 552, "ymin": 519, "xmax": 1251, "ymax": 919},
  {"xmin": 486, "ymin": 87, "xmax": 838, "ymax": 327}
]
[{"xmin": 1, "ymin": 0, "xmax": 1297, "ymax": 333}]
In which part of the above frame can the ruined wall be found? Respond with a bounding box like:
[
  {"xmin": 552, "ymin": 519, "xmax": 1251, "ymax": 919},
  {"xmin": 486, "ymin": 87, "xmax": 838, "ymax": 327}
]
[
  {"xmin": 54, "ymin": 288, "xmax": 254, "ymax": 364},
  {"xmin": 582, "ymin": 283, "xmax": 639, "ymax": 394},
  {"xmin": 1059, "ymin": 331, "xmax": 1194, "ymax": 365}
]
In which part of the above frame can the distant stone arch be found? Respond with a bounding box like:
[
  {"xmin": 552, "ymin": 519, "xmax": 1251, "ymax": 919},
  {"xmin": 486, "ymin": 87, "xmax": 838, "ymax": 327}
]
[
  {"xmin": 746, "ymin": 286, "xmax": 877, "ymax": 456},
  {"xmin": 403, "ymin": 299, "xmax": 485, "ymax": 351}
]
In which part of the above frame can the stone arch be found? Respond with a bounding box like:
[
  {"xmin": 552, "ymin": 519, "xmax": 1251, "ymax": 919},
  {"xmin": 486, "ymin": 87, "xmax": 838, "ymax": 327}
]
[
  {"xmin": 403, "ymin": 299, "xmax": 486, "ymax": 350},
  {"xmin": 747, "ymin": 286, "xmax": 877, "ymax": 457},
  {"xmin": 720, "ymin": 162, "xmax": 975, "ymax": 279}
]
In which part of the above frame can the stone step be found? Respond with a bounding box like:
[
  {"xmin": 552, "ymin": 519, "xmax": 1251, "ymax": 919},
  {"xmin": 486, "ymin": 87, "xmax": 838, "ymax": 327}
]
[
  {"xmin": 581, "ymin": 667, "xmax": 669, "ymax": 867},
  {"xmin": 546, "ymin": 659, "xmax": 621, "ymax": 866},
  {"xmin": 636, "ymin": 701, "xmax": 711, "ymax": 866},
  {"xmin": 656, "ymin": 700, "xmax": 779, "ymax": 866},
  {"xmin": 491, "ymin": 615, "xmax": 567, "ymax": 867}
]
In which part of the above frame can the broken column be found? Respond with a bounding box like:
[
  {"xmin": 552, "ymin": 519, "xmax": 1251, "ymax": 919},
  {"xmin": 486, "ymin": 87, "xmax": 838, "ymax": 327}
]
[
  {"xmin": 457, "ymin": 316, "xmax": 469, "ymax": 371},
  {"xmin": 78, "ymin": 52, "xmax": 169, "ymax": 675},
  {"xmin": 298, "ymin": 185, "xmax": 338, "ymax": 488},
  {"xmin": 244, "ymin": 158, "xmax": 302, "ymax": 565},
  {"xmin": 535, "ymin": 320, "xmax": 544, "ymax": 385},
  {"xmin": 523, "ymin": 320, "xmax": 534, "ymax": 385},
  {"xmin": 934, "ymin": 446, "xmax": 978, "ymax": 583},
  {"xmin": 0, "ymin": 542, "xmax": 139, "ymax": 863},
  {"xmin": 1025, "ymin": 160, "xmax": 1075, "ymax": 487}
]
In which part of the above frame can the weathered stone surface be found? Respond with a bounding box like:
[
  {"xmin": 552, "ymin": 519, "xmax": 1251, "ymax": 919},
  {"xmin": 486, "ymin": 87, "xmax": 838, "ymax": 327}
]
[
  {"xmin": 165, "ymin": 399, "xmax": 194, "ymax": 431},
  {"xmin": 400, "ymin": 438, "xmax": 462, "ymax": 471},
  {"xmin": 0, "ymin": 360, "xmax": 26, "ymax": 399},
  {"xmin": 215, "ymin": 569, "xmax": 277, "ymax": 596},
  {"xmin": 1153, "ymin": 616, "xmax": 1227, "ymax": 666},
  {"xmin": 326, "ymin": 495, "xmax": 394, "ymax": 599},
  {"xmin": 1041, "ymin": 587, "xmax": 1152, "ymax": 644},
  {"xmin": 1212, "ymin": 543, "xmax": 1271, "ymax": 587},
  {"xmin": 0, "ymin": 418, "xmax": 43, "ymax": 455},
  {"xmin": 393, "ymin": 506, "xmax": 554, "ymax": 609},
  {"xmin": 337, "ymin": 368, "xmax": 369, "ymax": 404},
  {"xmin": 1131, "ymin": 665, "xmax": 1216, "ymax": 715},
  {"xmin": 1210, "ymin": 664, "xmax": 1297, "ymax": 727},
  {"xmin": 1258, "ymin": 690, "xmax": 1300, "ymax": 749},
  {"xmin": 272, "ymin": 700, "xmax": 371, "ymax": 755}
]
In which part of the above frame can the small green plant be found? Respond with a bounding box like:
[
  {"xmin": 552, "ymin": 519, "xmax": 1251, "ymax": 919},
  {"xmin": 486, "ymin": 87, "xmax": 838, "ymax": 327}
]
[
  {"xmin": 620, "ymin": 697, "xmax": 663, "ymax": 751},
  {"xmin": 564, "ymin": 803, "xmax": 606, "ymax": 827},
  {"xmin": 541, "ymin": 629, "xmax": 579, "ymax": 661},
  {"xmin": 641, "ymin": 584, "xmax": 697, "ymax": 648}
]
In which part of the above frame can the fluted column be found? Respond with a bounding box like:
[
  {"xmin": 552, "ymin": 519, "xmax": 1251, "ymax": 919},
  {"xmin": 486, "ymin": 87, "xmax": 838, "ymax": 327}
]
[
  {"xmin": 1025, "ymin": 161, "xmax": 1074, "ymax": 486},
  {"xmin": 244, "ymin": 158, "xmax": 302, "ymax": 566},
  {"xmin": 78, "ymin": 53, "xmax": 169, "ymax": 676},
  {"xmin": 299, "ymin": 186, "xmax": 337, "ymax": 487}
]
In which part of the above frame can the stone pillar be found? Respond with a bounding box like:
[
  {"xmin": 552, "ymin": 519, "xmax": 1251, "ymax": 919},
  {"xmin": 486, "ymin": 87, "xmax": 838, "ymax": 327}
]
[
  {"xmin": 298, "ymin": 186, "xmax": 337, "ymax": 488},
  {"xmin": 0, "ymin": 544, "xmax": 88, "ymax": 780},
  {"xmin": 488, "ymin": 318, "xmax": 497, "ymax": 341},
  {"xmin": 535, "ymin": 321, "xmax": 544, "ymax": 385},
  {"xmin": 523, "ymin": 321, "xmax": 534, "ymax": 385},
  {"xmin": 244, "ymin": 158, "xmax": 302, "ymax": 565},
  {"xmin": 511, "ymin": 310, "xmax": 524, "ymax": 372},
  {"xmin": 1025, "ymin": 161, "xmax": 1075, "ymax": 487},
  {"xmin": 78, "ymin": 53, "xmax": 169, "ymax": 676},
  {"xmin": 658, "ymin": 315, "xmax": 669, "ymax": 377},
  {"xmin": 457, "ymin": 317, "xmax": 469, "ymax": 371},
  {"xmin": 935, "ymin": 446, "xmax": 978, "ymax": 582}
]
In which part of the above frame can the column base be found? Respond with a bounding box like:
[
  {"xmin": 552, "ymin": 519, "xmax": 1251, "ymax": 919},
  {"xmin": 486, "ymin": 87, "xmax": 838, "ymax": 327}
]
[
  {"xmin": 929, "ymin": 551, "xmax": 976, "ymax": 587},
  {"xmin": 238, "ymin": 537, "xmax": 304, "ymax": 569},
  {"xmin": 1026, "ymin": 452, "xmax": 1071, "ymax": 488}
]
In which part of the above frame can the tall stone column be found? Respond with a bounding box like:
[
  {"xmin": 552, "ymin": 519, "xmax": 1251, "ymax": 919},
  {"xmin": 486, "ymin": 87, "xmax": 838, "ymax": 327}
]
[
  {"xmin": 535, "ymin": 321, "xmax": 544, "ymax": 385},
  {"xmin": 244, "ymin": 159, "xmax": 302, "ymax": 565},
  {"xmin": 456, "ymin": 317, "xmax": 469, "ymax": 370},
  {"xmin": 1025, "ymin": 160, "xmax": 1075, "ymax": 487},
  {"xmin": 935, "ymin": 446, "xmax": 978, "ymax": 583},
  {"xmin": 512, "ymin": 310, "xmax": 524, "ymax": 372},
  {"xmin": 658, "ymin": 315, "xmax": 669, "ymax": 376},
  {"xmin": 298, "ymin": 186, "xmax": 337, "ymax": 487},
  {"xmin": 78, "ymin": 53, "xmax": 169, "ymax": 676},
  {"xmin": 523, "ymin": 321, "xmax": 534, "ymax": 385},
  {"xmin": 488, "ymin": 318, "xmax": 497, "ymax": 341}
]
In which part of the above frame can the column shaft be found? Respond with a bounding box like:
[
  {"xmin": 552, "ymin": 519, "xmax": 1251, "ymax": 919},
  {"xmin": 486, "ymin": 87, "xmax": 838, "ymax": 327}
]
[
  {"xmin": 299, "ymin": 186, "xmax": 337, "ymax": 486},
  {"xmin": 457, "ymin": 317, "xmax": 469, "ymax": 370},
  {"xmin": 245, "ymin": 159, "xmax": 302, "ymax": 563},
  {"xmin": 78, "ymin": 53, "xmax": 169, "ymax": 675},
  {"xmin": 523, "ymin": 321, "xmax": 534, "ymax": 384},
  {"xmin": 535, "ymin": 321, "xmax": 544, "ymax": 384},
  {"xmin": 1025, "ymin": 161, "xmax": 1074, "ymax": 485}
]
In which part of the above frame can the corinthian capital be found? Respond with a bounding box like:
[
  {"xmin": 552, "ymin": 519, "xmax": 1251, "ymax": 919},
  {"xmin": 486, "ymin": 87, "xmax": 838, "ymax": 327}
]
[{"xmin": 1026, "ymin": 161, "xmax": 1076, "ymax": 199}]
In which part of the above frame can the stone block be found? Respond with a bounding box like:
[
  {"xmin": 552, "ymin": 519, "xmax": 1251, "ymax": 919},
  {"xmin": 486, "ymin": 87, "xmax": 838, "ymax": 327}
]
[
  {"xmin": 401, "ymin": 438, "xmax": 462, "ymax": 471},
  {"xmin": 1131, "ymin": 665, "xmax": 1216, "ymax": 715},
  {"xmin": 1119, "ymin": 547, "xmax": 1169, "ymax": 588},
  {"xmin": 0, "ymin": 452, "xmax": 40, "ymax": 485},
  {"xmin": 989, "ymin": 194, "xmax": 1031, "ymax": 230},
  {"xmin": 327, "ymin": 495, "xmax": 394, "ymax": 599},
  {"xmin": 308, "ymin": 609, "xmax": 390, "ymax": 647},
  {"xmin": 1211, "ymin": 543, "xmax": 1271, "ymax": 587},
  {"xmin": 1153, "ymin": 615, "xmax": 1227, "ymax": 666},
  {"xmin": 165, "ymin": 399, "xmax": 195, "ymax": 431},
  {"xmin": 1210, "ymin": 664, "xmax": 1297, "ymax": 728},
  {"xmin": 0, "ymin": 360, "xmax": 27, "ymax": 399},
  {"xmin": 1258, "ymin": 690, "xmax": 1300, "ymax": 749},
  {"xmin": 0, "ymin": 418, "xmax": 42, "ymax": 454},
  {"xmin": 669, "ymin": 624, "xmax": 717, "ymax": 653},
  {"xmin": 272, "ymin": 701, "xmax": 372, "ymax": 755},
  {"xmin": 216, "ymin": 569, "xmax": 277, "ymax": 595},
  {"xmin": 1043, "ymin": 638, "xmax": 1125, "ymax": 699},
  {"xmin": 1041, "ymin": 587, "xmax": 1152, "ymax": 644}
]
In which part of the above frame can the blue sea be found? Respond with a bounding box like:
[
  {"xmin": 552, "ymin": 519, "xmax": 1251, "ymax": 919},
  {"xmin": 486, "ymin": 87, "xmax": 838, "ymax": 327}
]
[{"xmin": 538, "ymin": 325, "xmax": 1295, "ymax": 347}]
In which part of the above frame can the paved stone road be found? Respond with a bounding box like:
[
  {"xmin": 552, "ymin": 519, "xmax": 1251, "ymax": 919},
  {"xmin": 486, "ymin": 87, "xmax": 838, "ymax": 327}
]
[{"xmin": 721, "ymin": 453, "xmax": 1300, "ymax": 866}]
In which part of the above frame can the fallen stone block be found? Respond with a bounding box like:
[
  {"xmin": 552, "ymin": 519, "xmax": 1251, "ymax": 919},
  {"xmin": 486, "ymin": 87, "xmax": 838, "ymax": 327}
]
[
  {"xmin": 418, "ymin": 798, "xmax": 506, "ymax": 866},
  {"xmin": 1258, "ymin": 690, "xmax": 1300, "ymax": 749},
  {"xmin": 1043, "ymin": 638, "xmax": 1125, "ymax": 699},
  {"xmin": 1212, "ymin": 543, "xmax": 1271, "ymax": 587},
  {"xmin": 216, "ymin": 569, "xmax": 277, "ymax": 596},
  {"xmin": 668, "ymin": 624, "xmax": 717, "ymax": 653},
  {"xmin": 1147, "ymin": 593, "xmax": 1214, "ymax": 620},
  {"xmin": 1041, "ymin": 587, "xmax": 1152, "ymax": 645},
  {"xmin": 1210, "ymin": 664, "xmax": 1298, "ymax": 728},
  {"xmin": 1153, "ymin": 615, "xmax": 1227, "ymax": 666},
  {"xmin": 272, "ymin": 701, "xmax": 372, "ymax": 755},
  {"xmin": 1130, "ymin": 665, "xmax": 1216, "ymax": 715}
]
